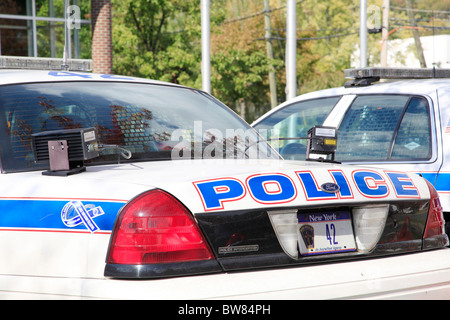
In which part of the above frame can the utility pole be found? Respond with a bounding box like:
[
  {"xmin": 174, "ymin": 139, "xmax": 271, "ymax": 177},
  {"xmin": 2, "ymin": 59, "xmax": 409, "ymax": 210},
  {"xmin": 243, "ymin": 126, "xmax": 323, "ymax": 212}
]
[
  {"xmin": 381, "ymin": 0, "xmax": 389, "ymax": 67},
  {"xmin": 285, "ymin": 0, "xmax": 297, "ymax": 101},
  {"xmin": 264, "ymin": 0, "xmax": 278, "ymax": 108},
  {"xmin": 360, "ymin": 0, "xmax": 367, "ymax": 67},
  {"xmin": 405, "ymin": 0, "xmax": 426, "ymax": 68},
  {"xmin": 201, "ymin": 0, "xmax": 211, "ymax": 94}
]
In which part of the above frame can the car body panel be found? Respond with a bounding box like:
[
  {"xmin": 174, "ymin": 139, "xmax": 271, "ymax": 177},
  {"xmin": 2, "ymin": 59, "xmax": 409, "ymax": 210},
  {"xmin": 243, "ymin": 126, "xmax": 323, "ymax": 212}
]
[
  {"xmin": 0, "ymin": 69, "xmax": 165, "ymax": 86},
  {"xmin": 0, "ymin": 159, "xmax": 431, "ymax": 279},
  {"xmin": 0, "ymin": 248, "xmax": 449, "ymax": 299}
]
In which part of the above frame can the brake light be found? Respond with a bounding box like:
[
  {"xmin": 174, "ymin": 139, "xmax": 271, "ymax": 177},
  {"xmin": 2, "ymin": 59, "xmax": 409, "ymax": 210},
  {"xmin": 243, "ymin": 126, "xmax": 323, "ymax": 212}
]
[
  {"xmin": 107, "ymin": 189, "xmax": 215, "ymax": 265},
  {"xmin": 423, "ymin": 180, "xmax": 446, "ymax": 240}
]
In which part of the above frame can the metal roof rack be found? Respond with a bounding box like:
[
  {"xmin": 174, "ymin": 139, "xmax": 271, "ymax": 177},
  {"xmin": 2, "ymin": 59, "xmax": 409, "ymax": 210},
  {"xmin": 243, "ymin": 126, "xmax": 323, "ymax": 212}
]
[
  {"xmin": 344, "ymin": 67, "xmax": 450, "ymax": 88},
  {"xmin": 0, "ymin": 56, "xmax": 92, "ymax": 72}
]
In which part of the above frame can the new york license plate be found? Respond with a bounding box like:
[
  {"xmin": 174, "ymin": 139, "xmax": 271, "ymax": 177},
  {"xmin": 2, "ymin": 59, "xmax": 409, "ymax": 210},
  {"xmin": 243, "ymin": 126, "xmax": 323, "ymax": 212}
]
[{"xmin": 297, "ymin": 210, "xmax": 356, "ymax": 256}]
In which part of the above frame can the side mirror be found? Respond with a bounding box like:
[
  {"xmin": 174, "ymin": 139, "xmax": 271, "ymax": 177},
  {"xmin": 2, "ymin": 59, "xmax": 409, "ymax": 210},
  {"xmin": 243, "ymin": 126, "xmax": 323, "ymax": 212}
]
[{"xmin": 306, "ymin": 126, "xmax": 338, "ymax": 162}]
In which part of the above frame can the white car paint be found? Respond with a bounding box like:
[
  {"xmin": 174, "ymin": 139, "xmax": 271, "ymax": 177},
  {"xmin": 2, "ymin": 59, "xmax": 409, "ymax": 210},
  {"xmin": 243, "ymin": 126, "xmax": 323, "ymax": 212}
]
[
  {"xmin": 0, "ymin": 69, "xmax": 446, "ymax": 300},
  {"xmin": 0, "ymin": 159, "xmax": 440, "ymax": 299},
  {"xmin": 0, "ymin": 248, "xmax": 449, "ymax": 299}
]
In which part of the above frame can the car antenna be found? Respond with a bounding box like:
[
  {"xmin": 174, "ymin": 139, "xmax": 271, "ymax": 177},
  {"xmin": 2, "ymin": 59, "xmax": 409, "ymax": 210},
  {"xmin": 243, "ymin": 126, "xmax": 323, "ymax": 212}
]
[{"xmin": 61, "ymin": 0, "xmax": 70, "ymax": 71}]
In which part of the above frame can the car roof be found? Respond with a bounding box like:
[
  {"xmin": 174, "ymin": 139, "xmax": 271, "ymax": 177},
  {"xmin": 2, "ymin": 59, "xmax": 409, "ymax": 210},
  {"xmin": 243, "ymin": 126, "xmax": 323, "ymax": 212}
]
[
  {"xmin": 301, "ymin": 78, "xmax": 449, "ymax": 99},
  {"xmin": 0, "ymin": 69, "xmax": 181, "ymax": 87},
  {"xmin": 253, "ymin": 78, "xmax": 450, "ymax": 125}
]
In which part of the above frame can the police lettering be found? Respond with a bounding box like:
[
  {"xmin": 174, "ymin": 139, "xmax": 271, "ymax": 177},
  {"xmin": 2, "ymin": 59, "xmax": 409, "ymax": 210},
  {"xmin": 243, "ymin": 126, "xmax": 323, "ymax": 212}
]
[
  {"xmin": 193, "ymin": 178, "xmax": 245, "ymax": 211},
  {"xmin": 353, "ymin": 170, "xmax": 389, "ymax": 198},
  {"xmin": 385, "ymin": 171, "xmax": 420, "ymax": 198},
  {"xmin": 246, "ymin": 174, "xmax": 296, "ymax": 204},
  {"xmin": 297, "ymin": 171, "xmax": 339, "ymax": 200},
  {"xmin": 193, "ymin": 170, "xmax": 419, "ymax": 211}
]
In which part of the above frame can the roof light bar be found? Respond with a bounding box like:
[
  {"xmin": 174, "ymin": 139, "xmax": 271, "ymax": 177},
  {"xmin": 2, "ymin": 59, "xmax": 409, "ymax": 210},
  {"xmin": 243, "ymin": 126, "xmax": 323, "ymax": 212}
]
[
  {"xmin": 0, "ymin": 56, "xmax": 92, "ymax": 72},
  {"xmin": 345, "ymin": 67, "xmax": 450, "ymax": 80}
]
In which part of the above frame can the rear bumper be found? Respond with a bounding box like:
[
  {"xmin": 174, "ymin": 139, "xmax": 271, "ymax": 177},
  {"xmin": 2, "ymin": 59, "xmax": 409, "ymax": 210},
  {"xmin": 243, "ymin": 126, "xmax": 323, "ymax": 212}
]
[{"xmin": 1, "ymin": 248, "xmax": 450, "ymax": 299}]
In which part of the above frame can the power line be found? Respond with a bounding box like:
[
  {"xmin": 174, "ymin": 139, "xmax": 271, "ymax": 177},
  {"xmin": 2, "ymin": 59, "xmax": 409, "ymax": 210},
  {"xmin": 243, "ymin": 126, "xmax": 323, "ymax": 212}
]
[
  {"xmin": 219, "ymin": 0, "xmax": 305, "ymax": 25},
  {"xmin": 256, "ymin": 31, "xmax": 359, "ymax": 42},
  {"xmin": 390, "ymin": 6, "xmax": 450, "ymax": 15},
  {"xmin": 159, "ymin": 2, "xmax": 450, "ymax": 39},
  {"xmin": 391, "ymin": 23, "xmax": 450, "ymax": 31}
]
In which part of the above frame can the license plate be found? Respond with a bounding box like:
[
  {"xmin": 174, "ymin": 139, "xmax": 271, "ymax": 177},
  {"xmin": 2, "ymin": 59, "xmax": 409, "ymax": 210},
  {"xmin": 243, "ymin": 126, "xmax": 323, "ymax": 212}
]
[{"xmin": 297, "ymin": 210, "xmax": 356, "ymax": 256}]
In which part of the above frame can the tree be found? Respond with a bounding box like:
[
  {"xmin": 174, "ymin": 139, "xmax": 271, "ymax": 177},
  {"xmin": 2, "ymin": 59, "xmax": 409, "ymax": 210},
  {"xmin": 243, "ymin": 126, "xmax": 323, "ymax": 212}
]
[
  {"xmin": 210, "ymin": 0, "xmax": 284, "ymax": 121},
  {"xmin": 293, "ymin": 0, "xmax": 363, "ymax": 94},
  {"xmin": 112, "ymin": 0, "xmax": 201, "ymax": 87},
  {"xmin": 110, "ymin": 0, "xmax": 447, "ymax": 123}
]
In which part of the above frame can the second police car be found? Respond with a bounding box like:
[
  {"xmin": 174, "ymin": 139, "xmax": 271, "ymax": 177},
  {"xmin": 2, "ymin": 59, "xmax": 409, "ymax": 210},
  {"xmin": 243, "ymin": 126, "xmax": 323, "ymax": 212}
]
[
  {"xmin": 0, "ymin": 59, "xmax": 449, "ymax": 299},
  {"xmin": 253, "ymin": 67, "xmax": 450, "ymax": 237}
]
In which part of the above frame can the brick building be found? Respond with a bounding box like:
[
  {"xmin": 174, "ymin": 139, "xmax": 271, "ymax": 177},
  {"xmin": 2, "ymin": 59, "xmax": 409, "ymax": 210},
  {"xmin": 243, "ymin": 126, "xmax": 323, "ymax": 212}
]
[
  {"xmin": 91, "ymin": 0, "xmax": 112, "ymax": 74},
  {"xmin": 0, "ymin": 0, "xmax": 113, "ymax": 74}
]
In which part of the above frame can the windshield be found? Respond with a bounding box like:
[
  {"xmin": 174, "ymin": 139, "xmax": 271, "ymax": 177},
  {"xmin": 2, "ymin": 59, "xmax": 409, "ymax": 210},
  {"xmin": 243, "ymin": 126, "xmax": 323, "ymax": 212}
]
[{"xmin": 0, "ymin": 81, "xmax": 278, "ymax": 172}]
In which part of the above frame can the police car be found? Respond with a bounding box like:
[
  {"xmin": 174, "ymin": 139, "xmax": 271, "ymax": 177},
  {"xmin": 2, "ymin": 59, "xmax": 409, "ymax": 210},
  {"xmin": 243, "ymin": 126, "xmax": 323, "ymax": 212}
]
[
  {"xmin": 253, "ymin": 67, "xmax": 450, "ymax": 237},
  {"xmin": 0, "ymin": 59, "xmax": 449, "ymax": 299}
]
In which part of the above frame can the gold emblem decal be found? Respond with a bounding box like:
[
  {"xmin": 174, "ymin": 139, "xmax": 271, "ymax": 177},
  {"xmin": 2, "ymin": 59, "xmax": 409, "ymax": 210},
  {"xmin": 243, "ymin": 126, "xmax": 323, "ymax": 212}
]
[{"xmin": 300, "ymin": 224, "xmax": 314, "ymax": 250}]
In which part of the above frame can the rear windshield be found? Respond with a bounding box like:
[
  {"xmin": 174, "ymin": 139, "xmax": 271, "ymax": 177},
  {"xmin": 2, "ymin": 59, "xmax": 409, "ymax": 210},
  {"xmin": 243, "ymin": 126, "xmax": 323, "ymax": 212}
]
[{"xmin": 0, "ymin": 81, "xmax": 277, "ymax": 172}]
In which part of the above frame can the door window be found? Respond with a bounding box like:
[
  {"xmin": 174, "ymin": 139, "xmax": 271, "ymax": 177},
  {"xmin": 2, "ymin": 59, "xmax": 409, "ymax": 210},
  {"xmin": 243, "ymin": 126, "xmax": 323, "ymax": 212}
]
[
  {"xmin": 254, "ymin": 97, "xmax": 340, "ymax": 160},
  {"xmin": 336, "ymin": 95, "xmax": 432, "ymax": 162}
]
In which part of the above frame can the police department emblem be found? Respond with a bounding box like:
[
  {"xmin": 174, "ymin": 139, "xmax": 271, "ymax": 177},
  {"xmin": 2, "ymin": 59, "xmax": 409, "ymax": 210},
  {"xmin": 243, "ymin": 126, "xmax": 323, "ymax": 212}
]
[
  {"xmin": 61, "ymin": 201, "xmax": 105, "ymax": 233},
  {"xmin": 299, "ymin": 224, "xmax": 314, "ymax": 250}
]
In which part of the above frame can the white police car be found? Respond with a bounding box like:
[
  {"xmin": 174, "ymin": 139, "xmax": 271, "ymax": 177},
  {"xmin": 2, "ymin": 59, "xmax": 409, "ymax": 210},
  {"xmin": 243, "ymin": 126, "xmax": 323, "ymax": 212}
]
[
  {"xmin": 0, "ymin": 60, "xmax": 449, "ymax": 299},
  {"xmin": 253, "ymin": 67, "xmax": 450, "ymax": 237}
]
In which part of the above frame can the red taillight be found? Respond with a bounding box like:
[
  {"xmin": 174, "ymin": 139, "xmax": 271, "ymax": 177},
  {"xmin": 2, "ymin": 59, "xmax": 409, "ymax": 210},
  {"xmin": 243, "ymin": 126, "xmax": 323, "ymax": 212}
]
[
  {"xmin": 107, "ymin": 189, "xmax": 214, "ymax": 265},
  {"xmin": 423, "ymin": 180, "xmax": 446, "ymax": 239}
]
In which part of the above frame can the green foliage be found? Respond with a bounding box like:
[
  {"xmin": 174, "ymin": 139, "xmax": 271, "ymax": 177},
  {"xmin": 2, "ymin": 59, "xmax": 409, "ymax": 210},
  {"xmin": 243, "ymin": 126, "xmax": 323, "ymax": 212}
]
[
  {"xmin": 34, "ymin": 0, "xmax": 91, "ymax": 59},
  {"xmin": 112, "ymin": 0, "xmax": 201, "ymax": 88},
  {"xmin": 211, "ymin": 49, "xmax": 270, "ymax": 121}
]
